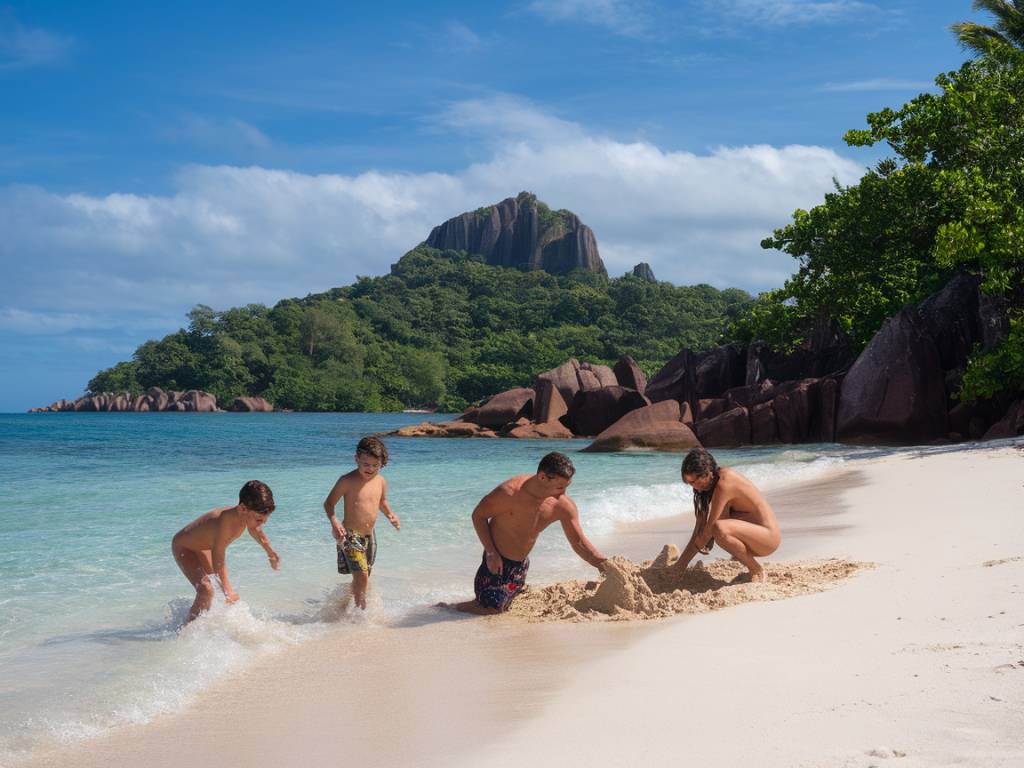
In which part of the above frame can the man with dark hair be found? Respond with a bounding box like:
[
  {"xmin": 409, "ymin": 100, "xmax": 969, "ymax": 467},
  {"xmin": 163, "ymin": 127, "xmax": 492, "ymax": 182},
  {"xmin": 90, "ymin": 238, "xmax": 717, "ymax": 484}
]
[
  {"xmin": 449, "ymin": 452, "xmax": 606, "ymax": 615},
  {"xmin": 172, "ymin": 480, "xmax": 280, "ymax": 624}
]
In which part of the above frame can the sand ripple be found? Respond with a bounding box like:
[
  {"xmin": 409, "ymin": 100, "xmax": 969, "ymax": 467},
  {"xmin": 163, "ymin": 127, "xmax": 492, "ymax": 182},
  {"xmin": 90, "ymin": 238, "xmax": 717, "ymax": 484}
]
[{"xmin": 508, "ymin": 545, "xmax": 870, "ymax": 622}]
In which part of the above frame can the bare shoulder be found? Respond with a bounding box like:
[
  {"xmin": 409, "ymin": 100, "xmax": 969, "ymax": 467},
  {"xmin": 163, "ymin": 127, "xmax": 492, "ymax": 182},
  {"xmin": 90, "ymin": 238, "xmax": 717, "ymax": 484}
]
[
  {"xmin": 334, "ymin": 468, "xmax": 360, "ymax": 489},
  {"xmin": 553, "ymin": 494, "xmax": 578, "ymax": 519},
  {"xmin": 498, "ymin": 474, "xmax": 531, "ymax": 496}
]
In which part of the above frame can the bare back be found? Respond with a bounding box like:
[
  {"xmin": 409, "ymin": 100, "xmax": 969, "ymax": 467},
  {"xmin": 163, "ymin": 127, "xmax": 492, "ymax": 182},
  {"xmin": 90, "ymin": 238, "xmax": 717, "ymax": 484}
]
[
  {"xmin": 482, "ymin": 475, "xmax": 573, "ymax": 561},
  {"xmin": 173, "ymin": 507, "xmax": 247, "ymax": 552}
]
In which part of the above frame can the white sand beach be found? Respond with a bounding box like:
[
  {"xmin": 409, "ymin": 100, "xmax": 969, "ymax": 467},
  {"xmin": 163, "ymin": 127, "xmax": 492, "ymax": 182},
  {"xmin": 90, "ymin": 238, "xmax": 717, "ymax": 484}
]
[{"xmin": 14, "ymin": 442, "xmax": 1023, "ymax": 768}]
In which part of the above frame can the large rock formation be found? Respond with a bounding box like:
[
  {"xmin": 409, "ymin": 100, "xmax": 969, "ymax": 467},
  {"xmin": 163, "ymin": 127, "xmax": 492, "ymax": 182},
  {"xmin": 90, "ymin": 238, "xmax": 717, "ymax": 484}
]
[
  {"xmin": 30, "ymin": 388, "xmax": 235, "ymax": 413},
  {"xmin": 836, "ymin": 308, "xmax": 948, "ymax": 444},
  {"xmin": 424, "ymin": 192, "xmax": 607, "ymax": 276},
  {"xmin": 584, "ymin": 401, "xmax": 700, "ymax": 453}
]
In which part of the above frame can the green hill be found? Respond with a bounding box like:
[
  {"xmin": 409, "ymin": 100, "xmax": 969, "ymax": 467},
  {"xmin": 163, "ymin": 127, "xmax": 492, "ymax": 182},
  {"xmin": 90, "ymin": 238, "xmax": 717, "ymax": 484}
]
[{"xmin": 87, "ymin": 245, "xmax": 751, "ymax": 411}]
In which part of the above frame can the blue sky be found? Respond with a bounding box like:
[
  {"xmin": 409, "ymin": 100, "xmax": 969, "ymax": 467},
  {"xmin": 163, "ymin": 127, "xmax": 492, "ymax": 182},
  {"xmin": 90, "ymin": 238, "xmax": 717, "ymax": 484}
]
[{"xmin": 0, "ymin": 1, "xmax": 984, "ymax": 411}]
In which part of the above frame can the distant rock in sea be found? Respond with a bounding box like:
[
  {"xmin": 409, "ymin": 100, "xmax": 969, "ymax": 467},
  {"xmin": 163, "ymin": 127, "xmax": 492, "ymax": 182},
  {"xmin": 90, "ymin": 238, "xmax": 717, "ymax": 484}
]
[{"xmin": 423, "ymin": 191, "xmax": 607, "ymax": 276}]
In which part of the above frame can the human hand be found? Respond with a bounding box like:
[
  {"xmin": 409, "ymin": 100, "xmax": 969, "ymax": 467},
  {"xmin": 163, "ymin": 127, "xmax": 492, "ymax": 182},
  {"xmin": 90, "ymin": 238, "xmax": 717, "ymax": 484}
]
[
  {"xmin": 485, "ymin": 550, "xmax": 502, "ymax": 575},
  {"xmin": 267, "ymin": 550, "xmax": 281, "ymax": 571},
  {"xmin": 225, "ymin": 590, "xmax": 240, "ymax": 604},
  {"xmin": 390, "ymin": 515, "xmax": 401, "ymax": 532},
  {"xmin": 330, "ymin": 518, "xmax": 346, "ymax": 543}
]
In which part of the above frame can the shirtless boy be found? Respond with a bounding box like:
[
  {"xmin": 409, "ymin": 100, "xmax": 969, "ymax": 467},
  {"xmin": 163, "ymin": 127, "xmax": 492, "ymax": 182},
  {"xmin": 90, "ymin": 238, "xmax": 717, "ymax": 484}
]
[
  {"xmin": 322, "ymin": 436, "xmax": 400, "ymax": 610},
  {"xmin": 451, "ymin": 452, "xmax": 607, "ymax": 615},
  {"xmin": 171, "ymin": 480, "xmax": 279, "ymax": 623},
  {"xmin": 670, "ymin": 447, "xmax": 781, "ymax": 582}
]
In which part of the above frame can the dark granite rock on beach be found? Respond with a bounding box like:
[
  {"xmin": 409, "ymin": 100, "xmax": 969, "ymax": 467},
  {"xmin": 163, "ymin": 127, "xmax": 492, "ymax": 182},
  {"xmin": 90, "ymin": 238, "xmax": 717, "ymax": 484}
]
[
  {"xmin": 584, "ymin": 400, "xmax": 700, "ymax": 452},
  {"xmin": 564, "ymin": 386, "xmax": 650, "ymax": 437},
  {"xmin": 645, "ymin": 348, "xmax": 698, "ymax": 409},
  {"xmin": 468, "ymin": 387, "xmax": 535, "ymax": 429},
  {"xmin": 613, "ymin": 355, "xmax": 647, "ymax": 395},
  {"xmin": 982, "ymin": 399, "xmax": 1024, "ymax": 440},
  {"xmin": 836, "ymin": 308, "xmax": 948, "ymax": 444},
  {"xmin": 580, "ymin": 361, "xmax": 618, "ymax": 388},
  {"xmin": 695, "ymin": 344, "xmax": 746, "ymax": 398},
  {"xmin": 424, "ymin": 192, "xmax": 607, "ymax": 276},
  {"xmin": 693, "ymin": 406, "xmax": 751, "ymax": 448},
  {"xmin": 230, "ymin": 396, "xmax": 274, "ymax": 412},
  {"xmin": 532, "ymin": 378, "xmax": 569, "ymax": 424},
  {"xmin": 536, "ymin": 359, "xmax": 581, "ymax": 409}
]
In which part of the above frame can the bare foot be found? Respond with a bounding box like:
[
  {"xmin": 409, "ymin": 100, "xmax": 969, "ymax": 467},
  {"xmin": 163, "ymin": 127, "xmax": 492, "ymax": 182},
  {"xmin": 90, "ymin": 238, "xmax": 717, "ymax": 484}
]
[{"xmin": 750, "ymin": 566, "xmax": 768, "ymax": 583}]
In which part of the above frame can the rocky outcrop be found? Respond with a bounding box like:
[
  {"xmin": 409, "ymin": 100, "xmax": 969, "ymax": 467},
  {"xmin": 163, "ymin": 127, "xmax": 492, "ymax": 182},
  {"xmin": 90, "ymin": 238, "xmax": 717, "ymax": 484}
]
[
  {"xmin": 982, "ymin": 400, "xmax": 1024, "ymax": 441},
  {"xmin": 391, "ymin": 421, "xmax": 499, "ymax": 438},
  {"xmin": 536, "ymin": 359, "xmax": 581, "ymax": 411},
  {"xmin": 632, "ymin": 263, "xmax": 656, "ymax": 282},
  {"xmin": 645, "ymin": 348, "xmax": 698, "ymax": 411},
  {"xmin": 836, "ymin": 309, "xmax": 948, "ymax": 444},
  {"xmin": 30, "ymin": 388, "xmax": 230, "ymax": 413},
  {"xmin": 390, "ymin": 275, "xmax": 1017, "ymax": 449},
  {"xmin": 230, "ymin": 396, "xmax": 274, "ymax": 412},
  {"xmin": 424, "ymin": 192, "xmax": 607, "ymax": 276},
  {"xmin": 466, "ymin": 387, "xmax": 534, "ymax": 429},
  {"xmin": 584, "ymin": 400, "xmax": 699, "ymax": 452},
  {"xmin": 564, "ymin": 386, "xmax": 649, "ymax": 437},
  {"xmin": 694, "ymin": 407, "xmax": 751, "ymax": 448},
  {"xmin": 613, "ymin": 355, "xmax": 647, "ymax": 395}
]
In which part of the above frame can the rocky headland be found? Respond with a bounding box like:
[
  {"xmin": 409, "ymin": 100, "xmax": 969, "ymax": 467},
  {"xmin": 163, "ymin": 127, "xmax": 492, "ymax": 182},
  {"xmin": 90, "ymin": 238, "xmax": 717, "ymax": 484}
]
[{"xmin": 29, "ymin": 388, "xmax": 273, "ymax": 413}]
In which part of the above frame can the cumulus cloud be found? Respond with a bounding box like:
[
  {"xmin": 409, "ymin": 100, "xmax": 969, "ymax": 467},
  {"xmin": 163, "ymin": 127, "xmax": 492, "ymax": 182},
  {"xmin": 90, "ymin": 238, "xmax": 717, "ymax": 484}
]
[
  {"xmin": 526, "ymin": 0, "xmax": 650, "ymax": 37},
  {"xmin": 0, "ymin": 11, "xmax": 73, "ymax": 71},
  {"xmin": 0, "ymin": 96, "xmax": 864, "ymax": 335}
]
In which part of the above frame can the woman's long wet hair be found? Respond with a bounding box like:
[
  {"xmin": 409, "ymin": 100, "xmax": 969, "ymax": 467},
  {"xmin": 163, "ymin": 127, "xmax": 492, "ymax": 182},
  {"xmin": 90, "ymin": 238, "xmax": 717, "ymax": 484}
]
[{"xmin": 682, "ymin": 448, "xmax": 720, "ymax": 554}]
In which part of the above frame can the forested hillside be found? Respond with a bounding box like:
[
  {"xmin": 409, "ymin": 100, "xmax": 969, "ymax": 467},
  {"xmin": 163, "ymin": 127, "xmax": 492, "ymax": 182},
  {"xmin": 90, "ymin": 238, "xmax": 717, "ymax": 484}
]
[{"xmin": 88, "ymin": 246, "xmax": 751, "ymax": 411}]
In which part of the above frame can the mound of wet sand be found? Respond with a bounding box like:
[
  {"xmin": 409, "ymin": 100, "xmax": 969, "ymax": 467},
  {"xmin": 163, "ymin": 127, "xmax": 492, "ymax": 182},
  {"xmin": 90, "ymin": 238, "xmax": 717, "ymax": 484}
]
[{"xmin": 507, "ymin": 545, "xmax": 870, "ymax": 622}]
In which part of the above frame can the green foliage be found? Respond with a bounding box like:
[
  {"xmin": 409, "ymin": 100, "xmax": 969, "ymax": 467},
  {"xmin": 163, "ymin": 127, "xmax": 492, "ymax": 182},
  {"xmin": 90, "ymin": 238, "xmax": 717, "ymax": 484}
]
[
  {"xmin": 87, "ymin": 247, "xmax": 750, "ymax": 411},
  {"xmin": 960, "ymin": 312, "xmax": 1024, "ymax": 400},
  {"xmin": 738, "ymin": 45, "xmax": 1024, "ymax": 401}
]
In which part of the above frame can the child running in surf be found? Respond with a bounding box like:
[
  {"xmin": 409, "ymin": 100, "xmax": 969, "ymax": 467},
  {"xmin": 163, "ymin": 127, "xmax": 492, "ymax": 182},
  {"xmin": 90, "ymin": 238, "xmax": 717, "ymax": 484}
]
[{"xmin": 322, "ymin": 436, "xmax": 401, "ymax": 609}]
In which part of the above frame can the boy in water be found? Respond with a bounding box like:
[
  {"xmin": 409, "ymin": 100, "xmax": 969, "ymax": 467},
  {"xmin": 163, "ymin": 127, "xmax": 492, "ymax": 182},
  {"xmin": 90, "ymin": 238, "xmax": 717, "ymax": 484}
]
[
  {"xmin": 171, "ymin": 480, "xmax": 279, "ymax": 623},
  {"xmin": 323, "ymin": 436, "xmax": 400, "ymax": 610},
  {"xmin": 670, "ymin": 447, "xmax": 781, "ymax": 582}
]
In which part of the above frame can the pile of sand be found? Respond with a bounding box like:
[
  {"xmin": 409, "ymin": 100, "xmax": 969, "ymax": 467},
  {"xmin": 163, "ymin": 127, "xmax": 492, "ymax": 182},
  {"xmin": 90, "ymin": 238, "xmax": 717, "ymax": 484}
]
[{"xmin": 508, "ymin": 545, "xmax": 870, "ymax": 622}]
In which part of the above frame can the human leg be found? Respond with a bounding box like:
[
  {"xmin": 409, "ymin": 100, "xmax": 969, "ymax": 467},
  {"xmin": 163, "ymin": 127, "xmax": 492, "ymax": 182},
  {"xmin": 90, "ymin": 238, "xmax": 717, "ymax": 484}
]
[
  {"xmin": 172, "ymin": 541, "xmax": 215, "ymax": 622},
  {"xmin": 711, "ymin": 519, "xmax": 780, "ymax": 582}
]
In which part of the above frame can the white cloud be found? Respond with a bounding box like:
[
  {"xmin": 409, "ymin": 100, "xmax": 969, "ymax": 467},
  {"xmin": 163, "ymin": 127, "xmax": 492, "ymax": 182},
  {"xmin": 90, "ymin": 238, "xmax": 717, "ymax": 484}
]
[
  {"xmin": 167, "ymin": 115, "xmax": 272, "ymax": 150},
  {"xmin": 444, "ymin": 20, "xmax": 485, "ymax": 52},
  {"xmin": 821, "ymin": 77, "xmax": 933, "ymax": 93},
  {"xmin": 527, "ymin": 0, "xmax": 650, "ymax": 37},
  {"xmin": 0, "ymin": 96, "xmax": 864, "ymax": 339},
  {"xmin": 713, "ymin": 0, "xmax": 881, "ymax": 26},
  {"xmin": 0, "ymin": 11, "xmax": 73, "ymax": 71}
]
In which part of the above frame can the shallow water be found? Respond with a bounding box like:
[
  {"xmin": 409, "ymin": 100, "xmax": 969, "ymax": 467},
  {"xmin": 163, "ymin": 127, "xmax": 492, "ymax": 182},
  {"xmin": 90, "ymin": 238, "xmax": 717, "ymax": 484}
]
[{"xmin": 0, "ymin": 411, "xmax": 874, "ymax": 759}]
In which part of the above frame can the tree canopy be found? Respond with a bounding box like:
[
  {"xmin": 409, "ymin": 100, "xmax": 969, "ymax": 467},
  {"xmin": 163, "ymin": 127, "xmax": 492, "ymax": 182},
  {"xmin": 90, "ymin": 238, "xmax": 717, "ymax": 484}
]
[{"xmin": 733, "ymin": 39, "xmax": 1024, "ymax": 402}]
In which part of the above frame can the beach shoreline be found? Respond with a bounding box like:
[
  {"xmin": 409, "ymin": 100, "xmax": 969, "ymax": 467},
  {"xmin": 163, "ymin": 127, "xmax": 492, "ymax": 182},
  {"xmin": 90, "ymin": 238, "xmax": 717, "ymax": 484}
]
[{"xmin": 10, "ymin": 441, "xmax": 1023, "ymax": 768}]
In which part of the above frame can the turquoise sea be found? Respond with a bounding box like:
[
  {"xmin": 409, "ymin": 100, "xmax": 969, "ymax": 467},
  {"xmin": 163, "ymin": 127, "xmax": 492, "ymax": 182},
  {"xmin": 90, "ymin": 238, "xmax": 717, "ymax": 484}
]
[{"xmin": 0, "ymin": 412, "xmax": 863, "ymax": 760}]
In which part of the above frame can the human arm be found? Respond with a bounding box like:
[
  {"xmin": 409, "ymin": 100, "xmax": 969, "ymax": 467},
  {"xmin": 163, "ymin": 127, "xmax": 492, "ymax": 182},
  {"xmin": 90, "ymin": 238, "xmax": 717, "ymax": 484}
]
[
  {"xmin": 248, "ymin": 525, "xmax": 280, "ymax": 570},
  {"xmin": 210, "ymin": 537, "xmax": 238, "ymax": 603},
  {"xmin": 323, "ymin": 476, "xmax": 348, "ymax": 542},
  {"xmin": 470, "ymin": 489, "xmax": 505, "ymax": 574},
  {"xmin": 379, "ymin": 478, "xmax": 400, "ymax": 531},
  {"xmin": 558, "ymin": 499, "xmax": 608, "ymax": 573},
  {"xmin": 694, "ymin": 488, "xmax": 729, "ymax": 552}
]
